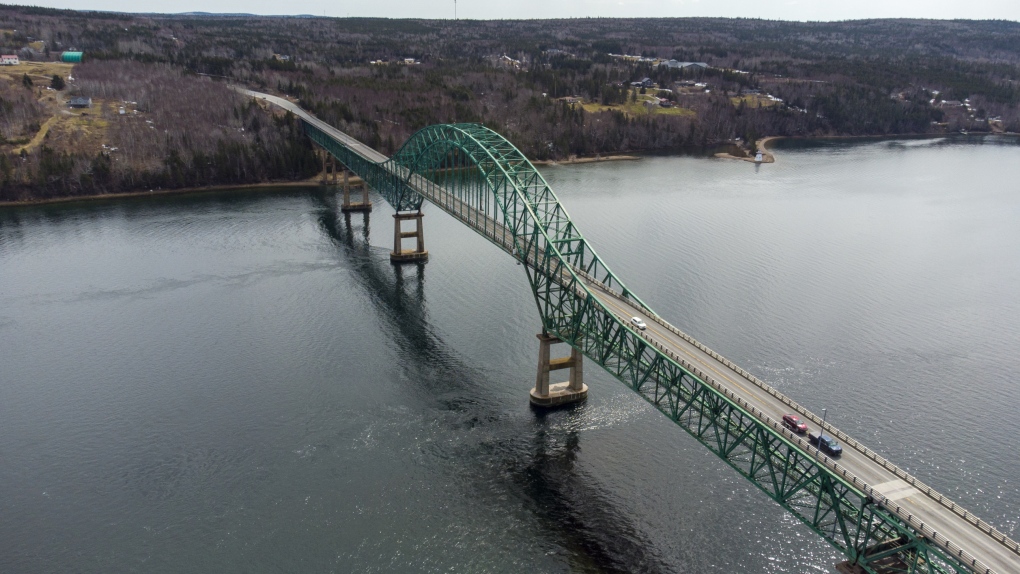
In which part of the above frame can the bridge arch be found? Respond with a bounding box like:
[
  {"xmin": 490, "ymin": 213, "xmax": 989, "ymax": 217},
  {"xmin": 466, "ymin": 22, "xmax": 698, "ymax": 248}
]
[
  {"xmin": 299, "ymin": 114, "xmax": 1011, "ymax": 574},
  {"xmin": 387, "ymin": 122, "xmax": 644, "ymax": 336}
]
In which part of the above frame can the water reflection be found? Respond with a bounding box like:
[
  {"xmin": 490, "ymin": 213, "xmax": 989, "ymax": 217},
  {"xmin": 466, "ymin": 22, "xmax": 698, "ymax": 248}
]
[
  {"xmin": 315, "ymin": 195, "xmax": 674, "ymax": 572},
  {"xmin": 514, "ymin": 412, "xmax": 673, "ymax": 574}
]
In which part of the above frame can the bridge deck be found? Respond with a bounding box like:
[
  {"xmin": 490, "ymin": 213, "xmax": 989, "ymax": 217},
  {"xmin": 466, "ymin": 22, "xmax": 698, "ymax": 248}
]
[{"xmin": 242, "ymin": 88, "xmax": 1019, "ymax": 574}]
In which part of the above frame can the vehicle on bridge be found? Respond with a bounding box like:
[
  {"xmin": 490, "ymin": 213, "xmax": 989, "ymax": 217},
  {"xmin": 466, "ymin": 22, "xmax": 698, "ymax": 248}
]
[
  {"xmin": 782, "ymin": 414, "xmax": 808, "ymax": 434},
  {"xmin": 257, "ymin": 86, "xmax": 1020, "ymax": 573},
  {"xmin": 809, "ymin": 432, "xmax": 843, "ymax": 457}
]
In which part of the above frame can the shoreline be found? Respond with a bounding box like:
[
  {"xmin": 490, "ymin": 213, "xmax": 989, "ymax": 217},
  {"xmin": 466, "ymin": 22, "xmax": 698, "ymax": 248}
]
[
  {"xmin": 532, "ymin": 154, "xmax": 641, "ymax": 166},
  {"xmin": 0, "ymin": 157, "xmax": 644, "ymax": 208},
  {"xmin": 714, "ymin": 136, "xmax": 779, "ymax": 164},
  {"xmin": 713, "ymin": 131, "xmax": 1019, "ymax": 165},
  {"xmin": 4, "ymin": 132, "xmax": 1016, "ymax": 207},
  {"xmin": 0, "ymin": 175, "xmax": 366, "ymax": 208}
]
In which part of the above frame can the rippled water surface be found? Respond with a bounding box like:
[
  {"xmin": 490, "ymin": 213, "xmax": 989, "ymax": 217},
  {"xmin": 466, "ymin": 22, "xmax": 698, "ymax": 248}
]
[{"xmin": 2, "ymin": 135, "xmax": 1019, "ymax": 573}]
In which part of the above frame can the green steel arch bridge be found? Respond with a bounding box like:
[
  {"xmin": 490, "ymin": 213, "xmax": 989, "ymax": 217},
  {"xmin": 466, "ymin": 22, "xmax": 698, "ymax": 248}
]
[{"xmin": 242, "ymin": 90, "xmax": 1019, "ymax": 574}]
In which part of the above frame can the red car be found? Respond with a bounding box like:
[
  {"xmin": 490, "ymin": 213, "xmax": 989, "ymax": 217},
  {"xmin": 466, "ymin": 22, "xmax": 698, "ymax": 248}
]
[{"xmin": 782, "ymin": 414, "xmax": 808, "ymax": 434}]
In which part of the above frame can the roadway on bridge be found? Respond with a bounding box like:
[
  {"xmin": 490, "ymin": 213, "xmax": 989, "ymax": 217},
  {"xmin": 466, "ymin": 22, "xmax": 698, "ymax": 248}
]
[
  {"xmin": 240, "ymin": 87, "xmax": 1019, "ymax": 574},
  {"xmin": 585, "ymin": 282, "xmax": 1018, "ymax": 574}
]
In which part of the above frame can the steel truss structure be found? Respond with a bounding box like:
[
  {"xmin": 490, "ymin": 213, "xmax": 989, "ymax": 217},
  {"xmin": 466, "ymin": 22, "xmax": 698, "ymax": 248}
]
[{"xmin": 304, "ymin": 120, "xmax": 989, "ymax": 574}]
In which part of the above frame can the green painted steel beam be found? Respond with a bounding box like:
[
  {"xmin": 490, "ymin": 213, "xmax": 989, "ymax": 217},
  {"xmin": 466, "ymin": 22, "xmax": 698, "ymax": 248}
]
[{"xmin": 302, "ymin": 119, "xmax": 984, "ymax": 574}]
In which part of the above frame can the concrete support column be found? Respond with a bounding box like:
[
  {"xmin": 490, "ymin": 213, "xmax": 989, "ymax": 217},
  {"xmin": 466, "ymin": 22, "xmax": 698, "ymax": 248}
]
[
  {"xmin": 390, "ymin": 212, "xmax": 428, "ymax": 263},
  {"xmin": 319, "ymin": 149, "xmax": 328, "ymax": 184},
  {"xmin": 340, "ymin": 170, "xmax": 372, "ymax": 213},
  {"xmin": 342, "ymin": 170, "xmax": 350, "ymax": 209},
  {"xmin": 331, "ymin": 155, "xmax": 338, "ymax": 185},
  {"xmin": 530, "ymin": 333, "xmax": 588, "ymax": 407}
]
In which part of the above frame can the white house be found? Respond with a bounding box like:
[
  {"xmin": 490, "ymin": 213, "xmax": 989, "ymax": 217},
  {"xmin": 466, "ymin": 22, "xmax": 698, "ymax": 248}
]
[
  {"xmin": 0, "ymin": 54, "xmax": 20, "ymax": 65},
  {"xmin": 660, "ymin": 59, "xmax": 708, "ymax": 70}
]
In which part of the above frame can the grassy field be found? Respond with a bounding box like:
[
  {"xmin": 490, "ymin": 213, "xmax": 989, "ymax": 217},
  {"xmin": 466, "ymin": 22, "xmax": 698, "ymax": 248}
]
[
  {"xmin": 1, "ymin": 62, "xmax": 116, "ymax": 157},
  {"xmin": 0, "ymin": 61, "xmax": 74, "ymax": 85},
  {"xmin": 43, "ymin": 100, "xmax": 112, "ymax": 155},
  {"xmin": 581, "ymin": 90, "xmax": 695, "ymax": 117}
]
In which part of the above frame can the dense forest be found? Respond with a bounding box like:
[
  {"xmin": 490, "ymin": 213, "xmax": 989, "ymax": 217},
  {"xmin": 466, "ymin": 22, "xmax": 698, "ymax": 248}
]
[{"xmin": 0, "ymin": 5, "xmax": 1018, "ymax": 201}]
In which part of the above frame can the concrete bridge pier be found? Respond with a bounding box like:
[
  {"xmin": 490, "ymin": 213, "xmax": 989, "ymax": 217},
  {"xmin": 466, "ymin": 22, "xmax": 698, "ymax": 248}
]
[
  {"xmin": 315, "ymin": 149, "xmax": 342, "ymax": 186},
  {"xmin": 340, "ymin": 170, "xmax": 372, "ymax": 213},
  {"xmin": 530, "ymin": 333, "xmax": 588, "ymax": 407},
  {"xmin": 390, "ymin": 211, "xmax": 428, "ymax": 263},
  {"xmin": 318, "ymin": 149, "xmax": 336, "ymax": 185},
  {"xmin": 317, "ymin": 149, "xmax": 326, "ymax": 184}
]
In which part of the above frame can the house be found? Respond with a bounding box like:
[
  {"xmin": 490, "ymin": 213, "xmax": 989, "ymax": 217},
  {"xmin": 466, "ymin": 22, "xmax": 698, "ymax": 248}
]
[
  {"xmin": 272, "ymin": 54, "xmax": 290, "ymax": 61},
  {"xmin": 497, "ymin": 54, "xmax": 522, "ymax": 70},
  {"xmin": 630, "ymin": 77, "xmax": 656, "ymax": 88},
  {"xmin": 68, "ymin": 96, "xmax": 92, "ymax": 108},
  {"xmin": 0, "ymin": 54, "xmax": 19, "ymax": 65},
  {"xmin": 660, "ymin": 60, "xmax": 709, "ymax": 70}
]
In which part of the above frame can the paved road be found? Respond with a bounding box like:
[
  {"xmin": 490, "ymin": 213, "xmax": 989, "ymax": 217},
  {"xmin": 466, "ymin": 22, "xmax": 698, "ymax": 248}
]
[
  {"xmin": 239, "ymin": 87, "xmax": 1020, "ymax": 574},
  {"xmin": 586, "ymin": 284, "xmax": 1018, "ymax": 574},
  {"xmin": 236, "ymin": 88, "xmax": 389, "ymax": 164}
]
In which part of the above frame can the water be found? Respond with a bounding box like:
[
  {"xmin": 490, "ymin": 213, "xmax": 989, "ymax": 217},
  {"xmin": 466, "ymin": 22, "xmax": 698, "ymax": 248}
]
[{"xmin": 2, "ymin": 135, "xmax": 1018, "ymax": 573}]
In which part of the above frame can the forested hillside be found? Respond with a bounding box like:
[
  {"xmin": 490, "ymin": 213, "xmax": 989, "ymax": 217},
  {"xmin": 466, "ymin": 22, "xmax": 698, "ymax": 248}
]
[{"xmin": 1, "ymin": 5, "xmax": 1018, "ymax": 201}]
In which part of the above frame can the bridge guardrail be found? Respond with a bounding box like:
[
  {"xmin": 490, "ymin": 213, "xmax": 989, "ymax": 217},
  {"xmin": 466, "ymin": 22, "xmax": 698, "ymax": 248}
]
[
  {"xmin": 647, "ymin": 299, "xmax": 1017, "ymax": 557},
  {"xmin": 429, "ymin": 188, "xmax": 1012, "ymax": 573},
  {"xmin": 251, "ymin": 88, "xmax": 1014, "ymax": 571},
  {"xmin": 628, "ymin": 326, "xmax": 1001, "ymax": 574},
  {"xmin": 572, "ymin": 270, "xmax": 1018, "ymax": 571}
]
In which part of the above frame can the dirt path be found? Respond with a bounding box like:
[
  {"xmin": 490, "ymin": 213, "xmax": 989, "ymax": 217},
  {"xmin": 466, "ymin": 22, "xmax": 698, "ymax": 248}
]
[{"xmin": 14, "ymin": 114, "xmax": 61, "ymax": 154}]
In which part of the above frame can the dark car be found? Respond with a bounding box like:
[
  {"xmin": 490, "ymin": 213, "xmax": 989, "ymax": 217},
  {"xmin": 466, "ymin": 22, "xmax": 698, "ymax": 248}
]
[
  {"xmin": 809, "ymin": 432, "xmax": 843, "ymax": 457},
  {"xmin": 782, "ymin": 414, "xmax": 808, "ymax": 434}
]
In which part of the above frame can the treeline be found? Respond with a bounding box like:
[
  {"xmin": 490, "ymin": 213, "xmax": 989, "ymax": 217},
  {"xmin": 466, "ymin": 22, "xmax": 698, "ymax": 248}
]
[
  {"xmin": 0, "ymin": 60, "xmax": 318, "ymax": 201},
  {"xmin": 0, "ymin": 6, "xmax": 1019, "ymax": 202},
  {"xmin": 0, "ymin": 78, "xmax": 46, "ymax": 144}
]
